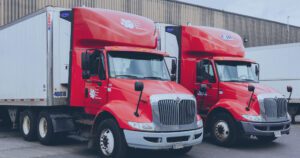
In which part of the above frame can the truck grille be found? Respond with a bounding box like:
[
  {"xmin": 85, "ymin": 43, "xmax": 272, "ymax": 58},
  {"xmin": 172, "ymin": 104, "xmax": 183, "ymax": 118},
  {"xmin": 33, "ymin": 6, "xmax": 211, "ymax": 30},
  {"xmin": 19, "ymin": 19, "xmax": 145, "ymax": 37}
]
[
  {"xmin": 158, "ymin": 99, "xmax": 196, "ymax": 125},
  {"xmin": 263, "ymin": 98, "xmax": 287, "ymax": 118}
]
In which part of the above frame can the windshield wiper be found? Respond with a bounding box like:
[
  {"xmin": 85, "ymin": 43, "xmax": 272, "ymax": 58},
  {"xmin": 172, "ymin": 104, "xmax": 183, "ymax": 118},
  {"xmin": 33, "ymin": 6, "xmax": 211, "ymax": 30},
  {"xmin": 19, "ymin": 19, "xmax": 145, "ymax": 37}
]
[
  {"xmin": 223, "ymin": 79, "xmax": 242, "ymax": 82},
  {"xmin": 240, "ymin": 79, "xmax": 257, "ymax": 82},
  {"xmin": 143, "ymin": 76, "xmax": 166, "ymax": 80},
  {"xmin": 115, "ymin": 75, "xmax": 140, "ymax": 79},
  {"xmin": 223, "ymin": 79, "xmax": 258, "ymax": 83}
]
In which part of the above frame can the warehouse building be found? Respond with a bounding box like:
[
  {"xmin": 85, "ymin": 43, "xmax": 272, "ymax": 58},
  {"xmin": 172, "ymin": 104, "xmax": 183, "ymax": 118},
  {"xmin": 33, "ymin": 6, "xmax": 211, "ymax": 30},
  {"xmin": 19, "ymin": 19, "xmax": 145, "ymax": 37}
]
[{"xmin": 0, "ymin": 0, "xmax": 299, "ymax": 47}]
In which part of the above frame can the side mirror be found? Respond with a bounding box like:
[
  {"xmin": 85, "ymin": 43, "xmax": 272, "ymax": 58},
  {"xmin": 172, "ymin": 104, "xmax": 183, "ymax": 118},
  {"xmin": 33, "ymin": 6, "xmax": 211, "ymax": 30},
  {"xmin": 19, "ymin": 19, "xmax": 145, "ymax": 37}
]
[
  {"xmin": 170, "ymin": 75, "xmax": 176, "ymax": 81},
  {"xmin": 196, "ymin": 62, "xmax": 205, "ymax": 82},
  {"xmin": 287, "ymin": 86, "xmax": 293, "ymax": 93},
  {"xmin": 200, "ymin": 84, "xmax": 207, "ymax": 93},
  {"xmin": 135, "ymin": 82, "xmax": 144, "ymax": 91},
  {"xmin": 81, "ymin": 52, "xmax": 91, "ymax": 79},
  {"xmin": 171, "ymin": 59, "xmax": 177, "ymax": 75},
  {"xmin": 255, "ymin": 65, "xmax": 260, "ymax": 76},
  {"xmin": 82, "ymin": 71, "xmax": 91, "ymax": 80},
  {"xmin": 98, "ymin": 53, "xmax": 106, "ymax": 80},
  {"xmin": 81, "ymin": 52, "xmax": 90, "ymax": 70},
  {"xmin": 248, "ymin": 85, "xmax": 255, "ymax": 92}
]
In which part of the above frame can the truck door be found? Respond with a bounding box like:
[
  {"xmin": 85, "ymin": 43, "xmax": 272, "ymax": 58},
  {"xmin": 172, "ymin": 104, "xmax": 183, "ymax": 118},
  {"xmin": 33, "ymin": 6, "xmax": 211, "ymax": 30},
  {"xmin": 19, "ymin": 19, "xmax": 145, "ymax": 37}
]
[
  {"xmin": 84, "ymin": 50, "xmax": 108, "ymax": 110},
  {"xmin": 195, "ymin": 60, "xmax": 219, "ymax": 114}
]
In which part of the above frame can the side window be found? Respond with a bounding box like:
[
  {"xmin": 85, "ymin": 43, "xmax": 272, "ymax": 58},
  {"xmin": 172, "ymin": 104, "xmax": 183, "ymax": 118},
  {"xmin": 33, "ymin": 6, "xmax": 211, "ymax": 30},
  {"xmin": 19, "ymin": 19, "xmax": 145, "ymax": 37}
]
[
  {"xmin": 89, "ymin": 51, "xmax": 100, "ymax": 76},
  {"xmin": 89, "ymin": 50, "xmax": 106, "ymax": 80},
  {"xmin": 196, "ymin": 60, "xmax": 216, "ymax": 83}
]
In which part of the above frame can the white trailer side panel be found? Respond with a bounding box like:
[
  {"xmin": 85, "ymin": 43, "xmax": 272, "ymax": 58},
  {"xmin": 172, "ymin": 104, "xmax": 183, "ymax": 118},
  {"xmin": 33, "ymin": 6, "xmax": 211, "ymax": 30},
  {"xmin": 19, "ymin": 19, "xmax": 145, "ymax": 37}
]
[
  {"xmin": 246, "ymin": 43, "xmax": 300, "ymax": 103},
  {"xmin": 0, "ymin": 7, "xmax": 70, "ymax": 106},
  {"xmin": 0, "ymin": 12, "xmax": 48, "ymax": 105}
]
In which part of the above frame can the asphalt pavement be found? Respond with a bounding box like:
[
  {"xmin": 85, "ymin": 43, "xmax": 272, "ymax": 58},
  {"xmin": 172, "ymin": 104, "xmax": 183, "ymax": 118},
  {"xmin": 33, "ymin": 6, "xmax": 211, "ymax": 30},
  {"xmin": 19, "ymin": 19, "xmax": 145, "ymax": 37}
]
[{"xmin": 0, "ymin": 117, "xmax": 300, "ymax": 158}]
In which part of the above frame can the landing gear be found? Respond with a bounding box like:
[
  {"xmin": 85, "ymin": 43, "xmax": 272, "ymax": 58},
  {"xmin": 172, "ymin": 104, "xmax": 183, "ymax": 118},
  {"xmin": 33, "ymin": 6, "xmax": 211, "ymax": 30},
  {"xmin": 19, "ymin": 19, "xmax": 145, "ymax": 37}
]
[{"xmin": 0, "ymin": 108, "xmax": 12, "ymax": 128}]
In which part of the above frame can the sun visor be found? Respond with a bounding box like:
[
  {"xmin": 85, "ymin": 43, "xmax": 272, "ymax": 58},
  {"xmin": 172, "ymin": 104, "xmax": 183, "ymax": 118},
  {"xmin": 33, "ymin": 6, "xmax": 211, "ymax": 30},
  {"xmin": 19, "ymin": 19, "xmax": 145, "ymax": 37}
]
[
  {"xmin": 73, "ymin": 7, "xmax": 157, "ymax": 49},
  {"xmin": 181, "ymin": 26, "xmax": 245, "ymax": 57}
]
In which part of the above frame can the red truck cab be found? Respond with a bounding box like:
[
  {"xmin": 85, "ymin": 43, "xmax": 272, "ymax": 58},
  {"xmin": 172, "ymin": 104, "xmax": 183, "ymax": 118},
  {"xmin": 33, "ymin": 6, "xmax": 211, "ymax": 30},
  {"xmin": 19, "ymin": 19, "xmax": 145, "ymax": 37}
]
[
  {"xmin": 157, "ymin": 24, "xmax": 291, "ymax": 146},
  {"xmin": 69, "ymin": 8, "xmax": 203, "ymax": 157}
]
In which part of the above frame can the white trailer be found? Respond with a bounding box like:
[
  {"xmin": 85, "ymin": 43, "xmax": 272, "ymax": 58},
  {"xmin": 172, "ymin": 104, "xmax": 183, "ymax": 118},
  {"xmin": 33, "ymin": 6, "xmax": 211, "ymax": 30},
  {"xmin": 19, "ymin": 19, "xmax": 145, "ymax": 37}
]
[
  {"xmin": 0, "ymin": 7, "xmax": 71, "ymax": 107},
  {"xmin": 246, "ymin": 43, "xmax": 300, "ymax": 122},
  {"xmin": 0, "ymin": 7, "xmax": 76, "ymax": 141}
]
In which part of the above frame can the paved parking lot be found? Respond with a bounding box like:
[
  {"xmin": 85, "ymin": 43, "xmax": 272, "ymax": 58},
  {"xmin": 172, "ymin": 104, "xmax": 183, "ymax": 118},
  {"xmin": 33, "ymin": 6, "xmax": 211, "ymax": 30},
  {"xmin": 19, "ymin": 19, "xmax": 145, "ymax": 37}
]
[{"xmin": 0, "ymin": 117, "xmax": 300, "ymax": 158}]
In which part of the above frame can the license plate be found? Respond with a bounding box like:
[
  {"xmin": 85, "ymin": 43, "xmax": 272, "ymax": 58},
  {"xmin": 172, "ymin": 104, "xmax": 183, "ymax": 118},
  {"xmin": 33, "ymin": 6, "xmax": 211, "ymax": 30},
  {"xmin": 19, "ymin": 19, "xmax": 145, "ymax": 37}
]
[
  {"xmin": 173, "ymin": 143, "xmax": 184, "ymax": 149},
  {"xmin": 274, "ymin": 131, "xmax": 282, "ymax": 137}
]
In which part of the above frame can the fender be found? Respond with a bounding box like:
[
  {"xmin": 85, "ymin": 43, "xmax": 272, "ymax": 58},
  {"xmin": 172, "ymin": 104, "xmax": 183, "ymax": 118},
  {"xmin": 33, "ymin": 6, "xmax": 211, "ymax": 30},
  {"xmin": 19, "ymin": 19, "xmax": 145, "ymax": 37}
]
[
  {"xmin": 94, "ymin": 100, "xmax": 152, "ymax": 130},
  {"xmin": 88, "ymin": 100, "xmax": 153, "ymax": 149},
  {"xmin": 208, "ymin": 99, "xmax": 259, "ymax": 122}
]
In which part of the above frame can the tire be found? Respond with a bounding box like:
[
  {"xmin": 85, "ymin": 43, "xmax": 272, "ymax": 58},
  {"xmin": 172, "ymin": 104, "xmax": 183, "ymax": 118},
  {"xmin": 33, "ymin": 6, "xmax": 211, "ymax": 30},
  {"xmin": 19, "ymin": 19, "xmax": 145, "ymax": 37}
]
[
  {"xmin": 171, "ymin": 146, "xmax": 193, "ymax": 155},
  {"xmin": 257, "ymin": 136, "xmax": 277, "ymax": 143},
  {"xmin": 95, "ymin": 119, "xmax": 128, "ymax": 158},
  {"xmin": 37, "ymin": 111, "xmax": 55, "ymax": 145},
  {"xmin": 210, "ymin": 113, "xmax": 239, "ymax": 147},
  {"xmin": 20, "ymin": 110, "xmax": 37, "ymax": 141}
]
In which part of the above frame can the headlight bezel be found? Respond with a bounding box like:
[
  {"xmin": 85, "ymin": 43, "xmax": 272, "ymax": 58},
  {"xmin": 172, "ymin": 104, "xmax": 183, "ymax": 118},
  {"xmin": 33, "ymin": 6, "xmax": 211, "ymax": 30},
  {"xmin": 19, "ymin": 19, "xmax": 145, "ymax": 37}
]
[
  {"xmin": 128, "ymin": 122, "xmax": 156, "ymax": 131},
  {"xmin": 242, "ymin": 114, "xmax": 265, "ymax": 122},
  {"xmin": 196, "ymin": 119, "xmax": 203, "ymax": 128}
]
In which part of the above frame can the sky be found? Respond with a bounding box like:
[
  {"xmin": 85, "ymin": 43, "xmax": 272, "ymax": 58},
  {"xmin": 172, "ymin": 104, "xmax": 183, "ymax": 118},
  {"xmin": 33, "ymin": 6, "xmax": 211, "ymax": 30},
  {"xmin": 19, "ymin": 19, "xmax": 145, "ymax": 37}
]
[{"xmin": 175, "ymin": 0, "xmax": 300, "ymax": 27}]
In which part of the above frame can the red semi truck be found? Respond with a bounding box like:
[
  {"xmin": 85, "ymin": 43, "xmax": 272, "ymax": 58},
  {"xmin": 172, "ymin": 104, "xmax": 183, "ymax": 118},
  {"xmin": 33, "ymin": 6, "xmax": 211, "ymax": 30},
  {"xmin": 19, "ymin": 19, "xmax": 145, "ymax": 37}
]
[
  {"xmin": 157, "ymin": 24, "xmax": 292, "ymax": 146},
  {"xmin": 0, "ymin": 7, "xmax": 203, "ymax": 158}
]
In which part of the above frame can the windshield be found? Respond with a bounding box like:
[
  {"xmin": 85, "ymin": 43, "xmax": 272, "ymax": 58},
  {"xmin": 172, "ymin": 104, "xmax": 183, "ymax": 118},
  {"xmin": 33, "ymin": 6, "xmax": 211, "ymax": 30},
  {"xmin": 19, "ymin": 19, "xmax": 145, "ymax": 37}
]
[
  {"xmin": 216, "ymin": 61, "xmax": 259, "ymax": 82},
  {"xmin": 108, "ymin": 51, "xmax": 171, "ymax": 80}
]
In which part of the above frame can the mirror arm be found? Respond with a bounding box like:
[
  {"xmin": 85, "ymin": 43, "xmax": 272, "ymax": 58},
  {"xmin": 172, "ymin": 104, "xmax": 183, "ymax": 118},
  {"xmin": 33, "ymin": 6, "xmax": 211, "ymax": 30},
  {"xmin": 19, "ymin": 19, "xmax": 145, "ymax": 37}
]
[
  {"xmin": 246, "ymin": 91, "xmax": 255, "ymax": 111},
  {"xmin": 134, "ymin": 90, "xmax": 143, "ymax": 117},
  {"xmin": 287, "ymin": 91, "xmax": 292, "ymax": 105}
]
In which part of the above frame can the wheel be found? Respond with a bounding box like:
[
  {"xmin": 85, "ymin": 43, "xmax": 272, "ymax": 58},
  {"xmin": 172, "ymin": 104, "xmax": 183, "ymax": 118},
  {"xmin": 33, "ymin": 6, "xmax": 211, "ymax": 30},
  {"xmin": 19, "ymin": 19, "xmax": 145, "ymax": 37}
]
[
  {"xmin": 257, "ymin": 136, "xmax": 277, "ymax": 143},
  {"xmin": 171, "ymin": 146, "xmax": 193, "ymax": 155},
  {"xmin": 210, "ymin": 113, "xmax": 239, "ymax": 147},
  {"xmin": 95, "ymin": 119, "xmax": 128, "ymax": 158},
  {"xmin": 20, "ymin": 110, "xmax": 37, "ymax": 141},
  {"xmin": 38, "ymin": 111, "xmax": 55, "ymax": 145}
]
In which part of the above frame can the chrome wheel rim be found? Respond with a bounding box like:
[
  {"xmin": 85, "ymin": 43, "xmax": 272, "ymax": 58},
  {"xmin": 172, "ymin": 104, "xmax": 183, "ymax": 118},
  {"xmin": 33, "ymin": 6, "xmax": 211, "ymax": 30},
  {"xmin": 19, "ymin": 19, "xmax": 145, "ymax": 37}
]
[
  {"xmin": 22, "ymin": 116, "xmax": 30, "ymax": 135},
  {"xmin": 39, "ymin": 117, "xmax": 48, "ymax": 138},
  {"xmin": 214, "ymin": 121, "xmax": 230, "ymax": 142},
  {"xmin": 100, "ymin": 129, "xmax": 115, "ymax": 156}
]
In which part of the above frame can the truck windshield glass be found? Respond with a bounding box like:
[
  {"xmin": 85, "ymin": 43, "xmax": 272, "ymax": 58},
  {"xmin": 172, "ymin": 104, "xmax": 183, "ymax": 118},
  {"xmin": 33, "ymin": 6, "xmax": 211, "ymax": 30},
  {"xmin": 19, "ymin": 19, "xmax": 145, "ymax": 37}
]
[
  {"xmin": 108, "ymin": 51, "xmax": 171, "ymax": 80},
  {"xmin": 216, "ymin": 61, "xmax": 259, "ymax": 82}
]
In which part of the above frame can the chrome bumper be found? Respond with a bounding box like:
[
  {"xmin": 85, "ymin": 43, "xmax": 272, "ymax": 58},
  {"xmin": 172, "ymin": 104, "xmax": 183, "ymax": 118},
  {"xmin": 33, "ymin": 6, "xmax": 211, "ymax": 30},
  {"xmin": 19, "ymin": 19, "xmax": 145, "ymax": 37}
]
[{"xmin": 123, "ymin": 128, "xmax": 203, "ymax": 150}]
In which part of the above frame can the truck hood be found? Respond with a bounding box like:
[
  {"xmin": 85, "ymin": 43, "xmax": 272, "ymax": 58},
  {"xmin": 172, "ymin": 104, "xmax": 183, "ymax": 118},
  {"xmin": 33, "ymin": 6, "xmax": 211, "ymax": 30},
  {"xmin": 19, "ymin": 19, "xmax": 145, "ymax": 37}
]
[
  {"xmin": 108, "ymin": 79, "xmax": 193, "ymax": 121},
  {"xmin": 220, "ymin": 82, "xmax": 280, "ymax": 97},
  {"xmin": 109, "ymin": 78, "xmax": 191, "ymax": 97},
  {"xmin": 220, "ymin": 82, "xmax": 284, "ymax": 113}
]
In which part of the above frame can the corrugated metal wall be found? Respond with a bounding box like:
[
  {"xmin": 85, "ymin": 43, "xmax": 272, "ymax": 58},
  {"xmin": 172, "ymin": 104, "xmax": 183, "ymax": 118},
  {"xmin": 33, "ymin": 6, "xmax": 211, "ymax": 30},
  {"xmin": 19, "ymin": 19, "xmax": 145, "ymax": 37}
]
[{"xmin": 0, "ymin": 0, "xmax": 299, "ymax": 47}]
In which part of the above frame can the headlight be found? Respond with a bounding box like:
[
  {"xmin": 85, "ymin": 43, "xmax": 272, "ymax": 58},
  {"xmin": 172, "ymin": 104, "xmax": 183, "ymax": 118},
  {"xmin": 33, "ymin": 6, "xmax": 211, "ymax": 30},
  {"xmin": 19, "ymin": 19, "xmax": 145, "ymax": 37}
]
[
  {"xmin": 197, "ymin": 120, "xmax": 203, "ymax": 128},
  {"xmin": 242, "ymin": 114, "xmax": 265, "ymax": 122},
  {"xmin": 128, "ymin": 122, "xmax": 155, "ymax": 131}
]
